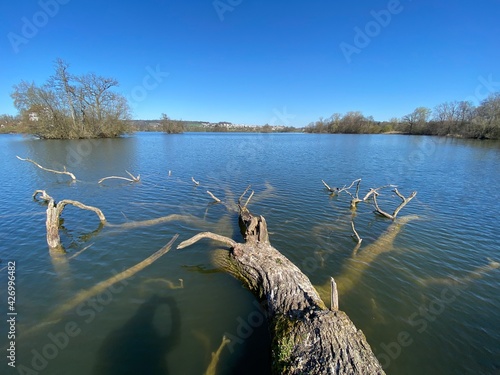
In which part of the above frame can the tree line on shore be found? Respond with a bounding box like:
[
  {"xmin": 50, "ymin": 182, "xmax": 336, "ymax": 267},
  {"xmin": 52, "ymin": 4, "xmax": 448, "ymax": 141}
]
[
  {"xmin": 3, "ymin": 58, "xmax": 499, "ymax": 140},
  {"xmin": 305, "ymin": 93, "xmax": 500, "ymax": 140}
]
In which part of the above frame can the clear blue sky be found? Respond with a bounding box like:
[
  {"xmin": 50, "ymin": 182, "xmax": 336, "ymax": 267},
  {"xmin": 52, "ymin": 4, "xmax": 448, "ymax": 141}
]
[{"xmin": 1, "ymin": 0, "xmax": 499, "ymax": 126}]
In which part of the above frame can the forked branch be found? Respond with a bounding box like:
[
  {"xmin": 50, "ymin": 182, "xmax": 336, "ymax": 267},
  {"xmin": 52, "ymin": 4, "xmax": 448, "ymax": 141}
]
[
  {"xmin": 373, "ymin": 189, "xmax": 417, "ymax": 220},
  {"xmin": 238, "ymin": 185, "xmax": 252, "ymax": 205},
  {"xmin": 362, "ymin": 184, "xmax": 397, "ymax": 201},
  {"xmin": 33, "ymin": 190, "xmax": 106, "ymax": 251},
  {"xmin": 17, "ymin": 156, "xmax": 76, "ymax": 180}
]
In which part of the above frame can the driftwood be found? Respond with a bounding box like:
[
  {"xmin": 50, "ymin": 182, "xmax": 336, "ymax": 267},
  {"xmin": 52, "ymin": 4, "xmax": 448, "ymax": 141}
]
[
  {"xmin": 98, "ymin": 170, "xmax": 140, "ymax": 184},
  {"xmin": 316, "ymin": 215, "xmax": 419, "ymax": 303},
  {"xmin": 33, "ymin": 190, "xmax": 106, "ymax": 252},
  {"xmin": 32, "ymin": 190, "xmax": 201, "ymax": 251},
  {"xmin": 108, "ymin": 213, "xmax": 203, "ymax": 230},
  {"xmin": 178, "ymin": 193, "xmax": 384, "ymax": 374},
  {"xmin": 192, "ymin": 177, "xmax": 200, "ymax": 186},
  {"xmin": 322, "ymin": 178, "xmax": 398, "ymax": 210},
  {"xmin": 351, "ymin": 220, "xmax": 362, "ymax": 244},
  {"xmin": 17, "ymin": 156, "xmax": 76, "ymax": 180},
  {"xmin": 206, "ymin": 190, "xmax": 222, "ymax": 203},
  {"xmin": 373, "ymin": 189, "xmax": 417, "ymax": 220},
  {"xmin": 204, "ymin": 335, "xmax": 231, "ymax": 375},
  {"xmin": 321, "ymin": 179, "xmax": 339, "ymax": 194},
  {"xmin": 322, "ymin": 178, "xmax": 361, "ymax": 196}
]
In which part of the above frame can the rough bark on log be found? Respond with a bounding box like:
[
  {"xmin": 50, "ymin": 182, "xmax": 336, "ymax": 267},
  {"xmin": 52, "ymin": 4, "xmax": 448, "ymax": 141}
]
[{"xmin": 179, "ymin": 203, "xmax": 385, "ymax": 374}]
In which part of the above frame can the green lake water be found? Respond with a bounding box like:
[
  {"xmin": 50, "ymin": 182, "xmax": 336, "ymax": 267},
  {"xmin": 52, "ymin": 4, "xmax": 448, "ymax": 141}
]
[{"xmin": 0, "ymin": 132, "xmax": 499, "ymax": 374}]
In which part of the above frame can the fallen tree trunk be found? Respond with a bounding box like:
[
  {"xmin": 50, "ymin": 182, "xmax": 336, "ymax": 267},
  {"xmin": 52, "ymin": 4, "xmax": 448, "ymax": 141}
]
[{"xmin": 178, "ymin": 195, "xmax": 385, "ymax": 374}]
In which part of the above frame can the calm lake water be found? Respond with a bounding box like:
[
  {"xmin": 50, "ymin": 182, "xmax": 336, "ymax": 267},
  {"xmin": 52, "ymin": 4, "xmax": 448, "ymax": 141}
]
[{"xmin": 0, "ymin": 132, "xmax": 499, "ymax": 375}]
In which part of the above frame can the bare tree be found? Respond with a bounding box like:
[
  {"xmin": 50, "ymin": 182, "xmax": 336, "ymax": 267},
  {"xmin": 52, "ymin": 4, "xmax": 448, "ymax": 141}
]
[
  {"xmin": 403, "ymin": 107, "xmax": 430, "ymax": 134},
  {"xmin": 11, "ymin": 58, "xmax": 130, "ymax": 139},
  {"xmin": 51, "ymin": 58, "xmax": 78, "ymax": 132},
  {"xmin": 473, "ymin": 93, "xmax": 500, "ymax": 139}
]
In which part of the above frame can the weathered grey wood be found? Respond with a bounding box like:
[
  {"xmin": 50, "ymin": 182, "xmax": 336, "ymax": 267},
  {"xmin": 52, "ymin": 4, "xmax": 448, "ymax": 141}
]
[
  {"xmin": 331, "ymin": 277, "xmax": 339, "ymax": 311},
  {"xmin": 33, "ymin": 190, "xmax": 106, "ymax": 252},
  {"xmin": 373, "ymin": 188, "xmax": 417, "ymax": 220},
  {"xmin": 17, "ymin": 156, "xmax": 77, "ymax": 180},
  {"xmin": 180, "ymin": 201, "xmax": 385, "ymax": 374}
]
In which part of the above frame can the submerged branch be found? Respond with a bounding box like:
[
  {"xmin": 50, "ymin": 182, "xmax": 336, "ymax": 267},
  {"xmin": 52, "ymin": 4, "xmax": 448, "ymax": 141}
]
[
  {"xmin": 108, "ymin": 213, "xmax": 201, "ymax": 230},
  {"xmin": 23, "ymin": 235, "xmax": 178, "ymax": 338},
  {"xmin": 204, "ymin": 335, "xmax": 231, "ymax": 375},
  {"xmin": 52, "ymin": 235, "xmax": 178, "ymax": 315}
]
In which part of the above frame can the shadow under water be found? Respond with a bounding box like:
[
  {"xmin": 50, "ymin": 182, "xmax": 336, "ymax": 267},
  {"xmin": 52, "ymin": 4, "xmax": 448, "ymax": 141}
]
[{"xmin": 92, "ymin": 294, "xmax": 181, "ymax": 375}]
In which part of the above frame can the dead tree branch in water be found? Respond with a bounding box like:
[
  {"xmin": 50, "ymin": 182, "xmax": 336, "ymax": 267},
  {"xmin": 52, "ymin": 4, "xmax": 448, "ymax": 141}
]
[
  {"xmin": 178, "ymin": 189, "xmax": 385, "ymax": 374},
  {"xmin": 177, "ymin": 232, "xmax": 237, "ymax": 249},
  {"xmin": 192, "ymin": 177, "xmax": 200, "ymax": 186},
  {"xmin": 108, "ymin": 213, "xmax": 202, "ymax": 230},
  {"xmin": 98, "ymin": 170, "xmax": 140, "ymax": 184},
  {"xmin": 206, "ymin": 190, "xmax": 222, "ymax": 203},
  {"xmin": 17, "ymin": 156, "xmax": 76, "ymax": 180},
  {"xmin": 204, "ymin": 335, "xmax": 231, "ymax": 375},
  {"xmin": 23, "ymin": 235, "xmax": 178, "ymax": 338},
  {"xmin": 33, "ymin": 190, "xmax": 106, "ymax": 252},
  {"xmin": 321, "ymin": 179, "xmax": 339, "ymax": 194},
  {"xmin": 351, "ymin": 220, "xmax": 362, "ymax": 244},
  {"xmin": 373, "ymin": 188, "xmax": 417, "ymax": 220}
]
